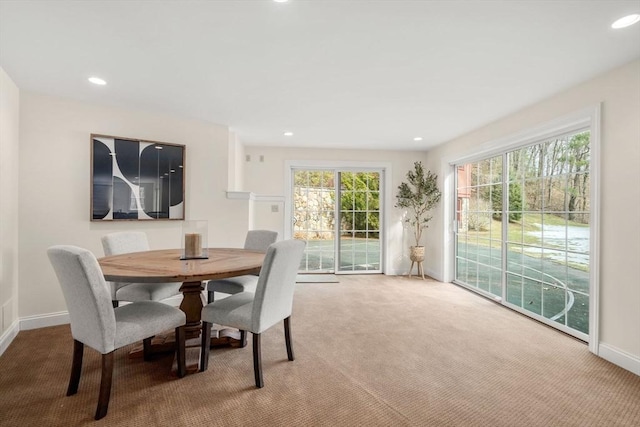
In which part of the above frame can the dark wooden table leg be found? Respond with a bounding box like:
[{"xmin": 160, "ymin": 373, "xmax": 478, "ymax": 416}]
[
  {"xmin": 131, "ymin": 281, "xmax": 243, "ymax": 374},
  {"xmin": 129, "ymin": 281, "xmax": 204, "ymax": 372},
  {"xmin": 179, "ymin": 281, "xmax": 206, "ymax": 340},
  {"xmin": 178, "ymin": 281, "xmax": 243, "ymax": 347}
]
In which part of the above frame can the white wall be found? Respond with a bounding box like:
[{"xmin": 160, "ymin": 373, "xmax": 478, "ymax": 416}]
[
  {"xmin": 243, "ymin": 146, "xmax": 429, "ymax": 275},
  {"xmin": 423, "ymin": 59, "xmax": 640, "ymax": 370},
  {"xmin": 17, "ymin": 93, "xmax": 250, "ymax": 319},
  {"xmin": 0, "ymin": 67, "xmax": 20, "ymax": 349},
  {"xmin": 227, "ymin": 130, "xmax": 245, "ymax": 191}
]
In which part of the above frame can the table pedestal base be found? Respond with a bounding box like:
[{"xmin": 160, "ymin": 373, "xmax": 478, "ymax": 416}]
[
  {"xmin": 129, "ymin": 326, "xmax": 245, "ymax": 375},
  {"xmin": 179, "ymin": 281, "xmax": 207, "ymax": 340}
]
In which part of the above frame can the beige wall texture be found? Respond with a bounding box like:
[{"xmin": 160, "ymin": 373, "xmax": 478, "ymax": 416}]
[
  {"xmin": 0, "ymin": 67, "xmax": 20, "ymax": 340},
  {"xmin": 17, "ymin": 93, "xmax": 250, "ymax": 319},
  {"xmin": 423, "ymin": 59, "xmax": 640, "ymax": 366}
]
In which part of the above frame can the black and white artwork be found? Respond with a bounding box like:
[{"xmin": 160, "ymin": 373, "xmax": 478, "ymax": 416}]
[{"xmin": 91, "ymin": 134, "xmax": 185, "ymax": 220}]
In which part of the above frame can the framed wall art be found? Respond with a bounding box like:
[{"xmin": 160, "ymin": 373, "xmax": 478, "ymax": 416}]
[{"xmin": 91, "ymin": 134, "xmax": 185, "ymax": 221}]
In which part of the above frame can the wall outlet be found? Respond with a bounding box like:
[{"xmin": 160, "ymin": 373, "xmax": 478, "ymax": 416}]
[{"xmin": 271, "ymin": 205, "xmax": 279, "ymax": 213}]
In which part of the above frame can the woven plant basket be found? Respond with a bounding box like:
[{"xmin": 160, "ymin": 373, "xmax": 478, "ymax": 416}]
[{"xmin": 409, "ymin": 246, "xmax": 425, "ymax": 262}]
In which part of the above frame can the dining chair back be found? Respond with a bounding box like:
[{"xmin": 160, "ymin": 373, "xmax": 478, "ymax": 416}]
[
  {"xmin": 101, "ymin": 230, "xmax": 149, "ymax": 255},
  {"xmin": 47, "ymin": 245, "xmax": 186, "ymax": 420},
  {"xmin": 251, "ymin": 239, "xmax": 304, "ymax": 334},
  {"xmin": 101, "ymin": 231, "xmax": 182, "ymax": 307},
  {"xmin": 243, "ymin": 229, "xmax": 279, "ymax": 252},
  {"xmin": 206, "ymin": 229, "xmax": 278, "ymax": 304},
  {"xmin": 200, "ymin": 239, "xmax": 306, "ymax": 388}
]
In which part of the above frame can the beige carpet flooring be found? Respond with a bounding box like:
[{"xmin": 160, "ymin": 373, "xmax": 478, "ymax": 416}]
[{"xmin": 1, "ymin": 274, "xmax": 639, "ymax": 426}]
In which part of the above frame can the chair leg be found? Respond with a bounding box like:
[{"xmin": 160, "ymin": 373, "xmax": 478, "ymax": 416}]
[
  {"xmin": 207, "ymin": 290, "xmax": 215, "ymax": 304},
  {"xmin": 200, "ymin": 322, "xmax": 212, "ymax": 372},
  {"xmin": 284, "ymin": 316, "xmax": 294, "ymax": 361},
  {"xmin": 143, "ymin": 337, "xmax": 153, "ymax": 361},
  {"xmin": 95, "ymin": 351, "xmax": 114, "ymax": 420},
  {"xmin": 175, "ymin": 326, "xmax": 186, "ymax": 378},
  {"xmin": 111, "ymin": 300, "xmax": 119, "ymax": 308},
  {"xmin": 66, "ymin": 339, "xmax": 84, "ymax": 396},
  {"xmin": 240, "ymin": 330, "xmax": 248, "ymax": 348},
  {"xmin": 253, "ymin": 333, "xmax": 263, "ymax": 388}
]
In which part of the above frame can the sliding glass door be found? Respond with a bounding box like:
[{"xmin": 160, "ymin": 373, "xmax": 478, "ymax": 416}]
[
  {"xmin": 338, "ymin": 171, "xmax": 381, "ymax": 272},
  {"xmin": 293, "ymin": 170, "xmax": 336, "ymax": 272},
  {"xmin": 455, "ymin": 157, "xmax": 504, "ymax": 298},
  {"xmin": 292, "ymin": 168, "xmax": 383, "ymax": 274},
  {"xmin": 455, "ymin": 130, "xmax": 591, "ymax": 340}
]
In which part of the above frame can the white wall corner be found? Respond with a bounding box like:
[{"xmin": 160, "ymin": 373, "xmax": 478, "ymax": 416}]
[
  {"xmin": 424, "ymin": 266, "xmax": 445, "ymax": 282},
  {"xmin": 0, "ymin": 319, "xmax": 19, "ymax": 357},
  {"xmin": 227, "ymin": 130, "xmax": 246, "ymax": 191},
  {"xmin": 597, "ymin": 343, "xmax": 640, "ymax": 376}
]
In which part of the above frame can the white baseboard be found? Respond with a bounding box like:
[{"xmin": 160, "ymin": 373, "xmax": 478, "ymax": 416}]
[
  {"xmin": 423, "ymin": 267, "xmax": 443, "ymax": 282},
  {"xmin": 384, "ymin": 264, "xmax": 445, "ymax": 281},
  {"xmin": 0, "ymin": 319, "xmax": 20, "ymax": 357},
  {"xmin": 16, "ymin": 296, "xmax": 184, "ymax": 332},
  {"xmin": 0, "ymin": 297, "xmax": 181, "ymax": 356},
  {"xmin": 20, "ymin": 311, "xmax": 70, "ymax": 331},
  {"xmin": 598, "ymin": 343, "xmax": 640, "ymax": 376}
]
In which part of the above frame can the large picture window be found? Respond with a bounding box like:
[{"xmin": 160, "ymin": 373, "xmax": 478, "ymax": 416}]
[{"xmin": 454, "ymin": 126, "xmax": 593, "ymax": 341}]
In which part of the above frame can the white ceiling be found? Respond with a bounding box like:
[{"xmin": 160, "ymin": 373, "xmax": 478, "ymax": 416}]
[{"xmin": 1, "ymin": 1, "xmax": 639, "ymax": 150}]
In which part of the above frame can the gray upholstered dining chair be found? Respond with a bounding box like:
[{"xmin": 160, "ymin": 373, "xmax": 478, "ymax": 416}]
[
  {"xmin": 200, "ymin": 239, "xmax": 305, "ymax": 388},
  {"xmin": 206, "ymin": 229, "xmax": 278, "ymax": 303},
  {"xmin": 47, "ymin": 245, "xmax": 186, "ymax": 420},
  {"xmin": 102, "ymin": 231, "xmax": 182, "ymax": 308},
  {"xmin": 205, "ymin": 229, "xmax": 278, "ymax": 347}
]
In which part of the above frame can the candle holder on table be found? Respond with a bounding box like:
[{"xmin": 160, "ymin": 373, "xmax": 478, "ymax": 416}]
[{"xmin": 181, "ymin": 220, "xmax": 208, "ymax": 259}]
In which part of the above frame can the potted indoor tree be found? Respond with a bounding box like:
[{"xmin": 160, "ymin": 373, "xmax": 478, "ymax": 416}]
[{"xmin": 395, "ymin": 161, "xmax": 441, "ymax": 277}]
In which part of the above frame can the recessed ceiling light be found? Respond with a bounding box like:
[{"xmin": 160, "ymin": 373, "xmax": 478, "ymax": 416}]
[
  {"xmin": 88, "ymin": 76, "xmax": 107, "ymax": 85},
  {"xmin": 611, "ymin": 14, "xmax": 640, "ymax": 29},
  {"xmin": 413, "ymin": 137, "xmax": 423, "ymax": 141},
  {"xmin": 284, "ymin": 131, "xmax": 293, "ymax": 136},
  {"xmin": 274, "ymin": 0, "xmax": 289, "ymax": 3}
]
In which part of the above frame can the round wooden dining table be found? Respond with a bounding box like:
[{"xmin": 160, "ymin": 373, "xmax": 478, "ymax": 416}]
[{"xmin": 98, "ymin": 248, "xmax": 265, "ymax": 371}]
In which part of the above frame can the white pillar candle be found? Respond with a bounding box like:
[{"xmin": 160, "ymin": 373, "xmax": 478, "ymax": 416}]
[{"xmin": 184, "ymin": 233, "xmax": 202, "ymax": 258}]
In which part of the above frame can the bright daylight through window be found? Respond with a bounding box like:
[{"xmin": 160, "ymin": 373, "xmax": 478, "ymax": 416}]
[
  {"xmin": 455, "ymin": 130, "xmax": 591, "ymax": 339},
  {"xmin": 292, "ymin": 169, "xmax": 382, "ymax": 274}
]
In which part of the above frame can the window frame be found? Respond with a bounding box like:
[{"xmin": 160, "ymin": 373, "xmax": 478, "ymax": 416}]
[{"xmin": 445, "ymin": 105, "xmax": 601, "ymax": 353}]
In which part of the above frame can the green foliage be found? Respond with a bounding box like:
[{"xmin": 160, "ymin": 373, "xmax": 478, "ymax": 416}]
[
  {"xmin": 340, "ymin": 172, "xmax": 380, "ymax": 236},
  {"xmin": 293, "ymin": 170, "xmax": 334, "ymax": 188},
  {"xmin": 559, "ymin": 132, "xmax": 590, "ymax": 170},
  {"xmin": 505, "ymin": 131, "xmax": 590, "ymax": 223},
  {"xmin": 490, "ymin": 181, "xmax": 523, "ymax": 222},
  {"xmin": 395, "ymin": 161, "xmax": 441, "ymax": 245}
]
